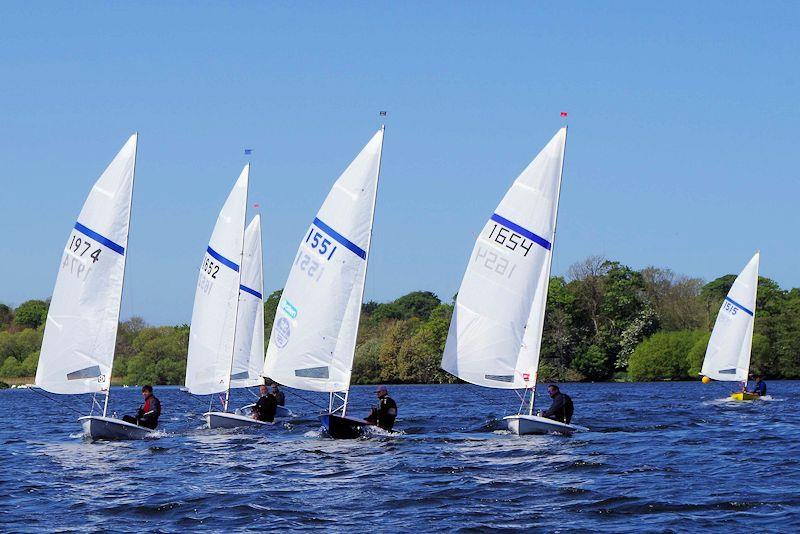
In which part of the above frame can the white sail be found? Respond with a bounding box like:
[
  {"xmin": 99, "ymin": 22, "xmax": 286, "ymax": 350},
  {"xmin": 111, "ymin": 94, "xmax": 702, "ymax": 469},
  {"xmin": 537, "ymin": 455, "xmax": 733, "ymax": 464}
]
[
  {"xmin": 36, "ymin": 134, "xmax": 138, "ymax": 394},
  {"xmin": 264, "ymin": 129, "xmax": 384, "ymax": 393},
  {"xmin": 441, "ymin": 128, "xmax": 567, "ymax": 389},
  {"xmin": 229, "ymin": 215, "xmax": 265, "ymax": 389},
  {"xmin": 185, "ymin": 165, "xmax": 249, "ymax": 395},
  {"xmin": 701, "ymin": 252, "xmax": 759, "ymax": 382}
]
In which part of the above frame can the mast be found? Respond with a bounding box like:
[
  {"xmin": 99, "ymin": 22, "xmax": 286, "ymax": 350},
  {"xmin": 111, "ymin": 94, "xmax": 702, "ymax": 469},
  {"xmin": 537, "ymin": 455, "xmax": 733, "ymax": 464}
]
[
  {"xmin": 104, "ymin": 132, "xmax": 138, "ymax": 418},
  {"xmin": 528, "ymin": 126, "xmax": 567, "ymax": 416},
  {"xmin": 223, "ymin": 163, "xmax": 249, "ymax": 412},
  {"xmin": 337, "ymin": 125, "xmax": 385, "ymax": 416}
]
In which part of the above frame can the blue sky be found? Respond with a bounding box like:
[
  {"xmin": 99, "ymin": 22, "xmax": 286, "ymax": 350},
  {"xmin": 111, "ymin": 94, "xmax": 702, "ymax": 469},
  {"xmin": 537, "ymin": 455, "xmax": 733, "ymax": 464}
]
[{"xmin": 1, "ymin": 2, "xmax": 798, "ymax": 325}]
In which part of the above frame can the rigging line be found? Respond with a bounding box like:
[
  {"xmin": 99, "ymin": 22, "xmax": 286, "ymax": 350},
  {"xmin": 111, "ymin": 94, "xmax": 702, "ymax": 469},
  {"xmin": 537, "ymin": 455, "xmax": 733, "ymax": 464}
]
[
  {"xmin": 27, "ymin": 388, "xmax": 86, "ymax": 417},
  {"xmin": 283, "ymin": 387, "xmax": 328, "ymax": 411}
]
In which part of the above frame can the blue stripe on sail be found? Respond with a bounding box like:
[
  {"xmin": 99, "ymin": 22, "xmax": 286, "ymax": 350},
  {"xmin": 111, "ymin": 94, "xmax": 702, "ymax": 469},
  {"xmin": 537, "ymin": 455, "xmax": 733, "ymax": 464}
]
[
  {"xmin": 490, "ymin": 213, "xmax": 551, "ymax": 251},
  {"xmin": 312, "ymin": 217, "xmax": 367, "ymax": 260},
  {"xmin": 207, "ymin": 246, "xmax": 239, "ymax": 272},
  {"xmin": 240, "ymin": 285, "xmax": 262, "ymax": 299},
  {"xmin": 725, "ymin": 296, "xmax": 754, "ymax": 317},
  {"xmin": 74, "ymin": 222, "xmax": 125, "ymax": 255}
]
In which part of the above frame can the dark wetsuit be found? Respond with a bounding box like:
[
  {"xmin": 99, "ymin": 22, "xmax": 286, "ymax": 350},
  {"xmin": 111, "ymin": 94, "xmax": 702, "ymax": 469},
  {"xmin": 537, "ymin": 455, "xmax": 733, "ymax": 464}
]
[
  {"xmin": 253, "ymin": 394, "xmax": 277, "ymax": 422},
  {"xmin": 365, "ymin": 395, "xmax": 398, "ymax": 431},
  {"xmin": 123, "ymin": 394, "xmax": 161, "ymax": 429},
  {"xmin": 273, "ymin": 390, "xmax": 286, "ymax": 407},
  {"xmin": 751, "ymin": 381, "xmax": 767, "ymax": 396},
  {"xmin": 543, "ymin": 392, "xmax": 573, "ymax": 424}
]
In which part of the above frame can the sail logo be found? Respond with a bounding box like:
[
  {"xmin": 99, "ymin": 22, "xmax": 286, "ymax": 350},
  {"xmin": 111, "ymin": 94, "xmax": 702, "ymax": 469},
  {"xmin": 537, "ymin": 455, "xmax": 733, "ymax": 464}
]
[
  {"xmin": 274, "ymin": 317, "xmax": 291, "ymax": 348},
  {"xmin": 281, "ymin": 300, "xmax": 298, "ymax": 319}
]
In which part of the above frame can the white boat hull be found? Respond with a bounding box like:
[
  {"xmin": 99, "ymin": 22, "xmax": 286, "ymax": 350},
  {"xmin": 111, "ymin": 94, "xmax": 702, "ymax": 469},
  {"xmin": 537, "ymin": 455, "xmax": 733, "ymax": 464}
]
[
  {"xmin": 503, "ymin": 414, "xmax": 586, "ymax": 436},
  {"xmin": 234, "ymin": 404, "xmax": 293, "ymax": 419},
  {"xmin": 79, "ymin": 416, "xmax": 155, "ymax": 441},
  {"xmin": 204, "ymin": 411, "xmax": 275, "ymax": 429}
]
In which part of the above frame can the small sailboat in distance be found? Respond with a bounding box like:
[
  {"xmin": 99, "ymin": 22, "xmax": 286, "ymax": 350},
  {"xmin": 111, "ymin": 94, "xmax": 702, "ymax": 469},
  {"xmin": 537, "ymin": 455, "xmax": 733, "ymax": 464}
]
[
  {"xmin": 700, "ymin": 252, "xmax": 760, "ymax": 401},
  {"xmin": 264, "ymin": 128, "xmax": 385, "ymax": 439},
  {"xmin": 184, "ymin": 166, "xmax": 273, "ymax": 428},
  {"xmin": 441, "ymin": 127, "xmax": 585, "ymax": 435},
  {"xmin": 35, "ymin": 134, "xmax": 149, "ymax": 440}
]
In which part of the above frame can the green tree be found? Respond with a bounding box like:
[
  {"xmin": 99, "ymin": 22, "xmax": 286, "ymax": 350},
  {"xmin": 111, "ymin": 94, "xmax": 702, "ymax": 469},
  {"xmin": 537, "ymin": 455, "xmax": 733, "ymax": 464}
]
[
  {"xmin": 352, "ymin": 338, "xmax": 382, "ymax": 384},
  {"xmin": 263, "ymin": 289, "xmax": 282, "ymax": 341},
  {"xmin": 0, "ymin": 356, "xmax": 23, "ymax": 377},
  {"xmin": 0, "ymin": 304, "xmax": 13, "ymax": 330},
  {"xmin": 571, "ymin": 345, "xmax": 608, "ymax": 380},
  {"xmin": 628, "ymin": 330, "xmax": 705, "ymax": 381},
  {"xmin": 14, "ymin": 300, "xmax": 49, "ymax": 329}
]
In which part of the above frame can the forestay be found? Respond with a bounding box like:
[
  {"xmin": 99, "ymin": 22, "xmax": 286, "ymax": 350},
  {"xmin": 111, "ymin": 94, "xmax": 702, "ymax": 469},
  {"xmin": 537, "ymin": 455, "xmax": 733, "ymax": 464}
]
[
  {"xmin": 229, "ymin": 215, "xmax": 265, "ymax": 389},
  {"xmin": 441, "ymin": 128, "xmax": 566, "ymax": 389},
  {"xmin": 36, "ymin": 134, "xmax": 138, "ymax": 394},
  {"xmin": 264, "ymin": 129, "xmax": 384, "ymax": 393},
  {"xmin": 701, "ymin": 252, "xmax": 759, "ymax": 382},
  {"xmin": 185, "ymin": 166, "xmax": 249, "ymax": 395}
]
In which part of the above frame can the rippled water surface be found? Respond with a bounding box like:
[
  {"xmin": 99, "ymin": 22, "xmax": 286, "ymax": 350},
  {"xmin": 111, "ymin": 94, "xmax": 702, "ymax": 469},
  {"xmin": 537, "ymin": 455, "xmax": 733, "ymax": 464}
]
[{"xmin": 2, "ymin": 381, "xmax": 799, "ymax": 532}]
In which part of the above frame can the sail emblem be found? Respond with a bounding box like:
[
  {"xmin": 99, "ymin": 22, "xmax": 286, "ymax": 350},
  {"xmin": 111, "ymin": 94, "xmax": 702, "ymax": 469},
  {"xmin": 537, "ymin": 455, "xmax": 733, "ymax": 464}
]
[{"xmin": 274, "ymin": 317, "xmax": 291, "ymax": 348}]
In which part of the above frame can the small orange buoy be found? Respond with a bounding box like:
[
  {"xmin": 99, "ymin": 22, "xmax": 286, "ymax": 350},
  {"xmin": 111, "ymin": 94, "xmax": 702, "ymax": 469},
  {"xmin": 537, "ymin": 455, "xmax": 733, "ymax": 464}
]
[{"xmin": 702, "ymin": 376, "xmax": 711, "ymax": 384}]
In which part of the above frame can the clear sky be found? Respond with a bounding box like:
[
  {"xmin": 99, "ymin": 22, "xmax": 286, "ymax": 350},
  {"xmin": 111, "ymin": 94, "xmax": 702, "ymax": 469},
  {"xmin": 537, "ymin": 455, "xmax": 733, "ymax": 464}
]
[{"xmin": 1, "ymin": 2, "xmax": 798, "ymax": 325}]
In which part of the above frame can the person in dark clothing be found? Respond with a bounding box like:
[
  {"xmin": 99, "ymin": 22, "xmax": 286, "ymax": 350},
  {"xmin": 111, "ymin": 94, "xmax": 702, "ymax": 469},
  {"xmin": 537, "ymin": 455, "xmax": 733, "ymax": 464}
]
[
  {"xmin": 541, "ymin": 384, "xmax": 573, "ymax": 424},
  {"xmin": 364, "ymin": 385, "xmax": 397, "ymax": 431},
  {"xmin": 271, "ymin": 383, "xmax": 286, "ymax": 407},
  {"xmin": 122, "ymin": 385, "xmax": 161, "ymax": 429},
  {"xmin": 749, "ymin": 376, "xmax": 767, "ymax": 396},
  {"xmin": 252, "ymin": 384, "xmax": 277, "ymax": 422}
]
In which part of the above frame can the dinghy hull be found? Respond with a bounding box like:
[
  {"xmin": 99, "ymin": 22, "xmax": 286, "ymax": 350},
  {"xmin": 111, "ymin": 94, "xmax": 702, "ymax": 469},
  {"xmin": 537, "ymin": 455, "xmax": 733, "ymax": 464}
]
[
  {"xmin": 204, "ymin": 411, "xmax": 274, "ymax": 429},
  {"xmin": 320, "ymin": 414, "xmax": 373, "ymax": 439},
  {"xmin": 730, "ymin": 392, "xmax": 759, "ymax": 401},
  {"xmin": 78, "ymin": 416, "xmax": 154, "ymax": 441},
  {"xmin": 234, "ymin": 404, "xmax": 293, "ymax": 419},
  {"xmin": 503, "ymin": 414, "xmax": 585, "ymax": 436}
]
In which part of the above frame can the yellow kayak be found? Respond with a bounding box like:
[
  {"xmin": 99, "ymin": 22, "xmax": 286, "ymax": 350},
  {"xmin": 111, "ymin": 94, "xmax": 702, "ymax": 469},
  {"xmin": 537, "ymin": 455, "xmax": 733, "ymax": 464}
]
[{"xmin": 730, "ymin": 392, "xmax": 759, "ymax": 401}]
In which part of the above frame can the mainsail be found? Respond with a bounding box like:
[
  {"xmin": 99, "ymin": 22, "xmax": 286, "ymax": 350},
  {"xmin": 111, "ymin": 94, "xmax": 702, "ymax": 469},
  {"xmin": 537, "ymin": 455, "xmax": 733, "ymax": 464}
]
[
  {"xmin": 36, "ymin": 134, "xmax": 138, "ymax": 395},
  {"xmin": 701, "ymin": 252, "xmax": 759, "ymax": 382},
  {"xmin": 185, "ymin": 165, "xmax": 249, "ymax": 395},
  {"xmin": 441, "ymin": 128, "xmax": 567, "ymax": 389},
  {"xmin": 264, "ymin": 129, "xmax": 384, "ymax": 393},
  {"xmin": 229, "ymin": 215, "xmax": 265, "ymax": 389}
]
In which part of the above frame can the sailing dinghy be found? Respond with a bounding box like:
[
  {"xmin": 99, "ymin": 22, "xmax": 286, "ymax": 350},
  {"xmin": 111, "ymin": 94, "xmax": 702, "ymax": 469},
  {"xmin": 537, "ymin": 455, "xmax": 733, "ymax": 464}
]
[
  {"xmin": 35, "ymin": 134, "xmax": 150, "ymax": 440},
  {"xmin": 184, "ymin": 167, "xmax": 276, "ymax": 429},
  {"xmin": 700, "ymin": 252, "xmax": 760, "ymax": 401},
  {"xmin": 441, "ymin": 127, "xmax": 584, "ymax": 436},
  {"xmin": 264, "ymin": 128, "xmax": 385, "ymax": 439}
]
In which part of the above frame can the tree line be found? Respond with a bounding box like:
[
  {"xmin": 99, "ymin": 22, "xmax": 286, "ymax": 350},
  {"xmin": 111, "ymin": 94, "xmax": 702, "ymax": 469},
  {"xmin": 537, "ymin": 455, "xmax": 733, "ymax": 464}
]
[{"xmin": 2, "ymin": 255, "xmax": 799, "ymax": 385}]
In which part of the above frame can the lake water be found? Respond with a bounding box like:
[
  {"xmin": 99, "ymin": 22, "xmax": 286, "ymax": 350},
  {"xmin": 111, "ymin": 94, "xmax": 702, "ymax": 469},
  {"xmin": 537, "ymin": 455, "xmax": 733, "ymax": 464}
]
[{"xmin": 1, "ymin": 381, "xmax": 798, "ymax": 532}]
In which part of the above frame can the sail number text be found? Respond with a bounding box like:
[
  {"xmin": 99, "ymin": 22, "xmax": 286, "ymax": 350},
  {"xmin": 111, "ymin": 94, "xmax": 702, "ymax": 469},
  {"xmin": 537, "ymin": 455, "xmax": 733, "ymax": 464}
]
[
  {"xmin": 305, "ymin": 228, "xmax": 338, "ymax": 261},
  {"xmin": 475, "ymin": 245, "xmax": 517, "ymax": 279},
  {"xmin": 68, "ymin": 234, "xmax": 102, "ymax": 263},
  {"xmin": 487, "ymin": 223, "xmax": 536, "ymax": 257}
]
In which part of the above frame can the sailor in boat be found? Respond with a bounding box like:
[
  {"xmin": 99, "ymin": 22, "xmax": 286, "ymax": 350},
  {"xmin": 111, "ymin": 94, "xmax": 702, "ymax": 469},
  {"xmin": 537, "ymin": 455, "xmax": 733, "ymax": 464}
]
[
  {"xmin": 252, "ymin": 383, "xmax": 277, "ymax": 423},
  {"xmin": 271, "ymin": 383, "xmax": 286, "ymax": 407},
  {"xmin": 539, "ymin": 384, "xmax": 574, "ymax": 424},
  {"xmin": 364, "ymin": 385, "xmax": 397, "ymax": 431},
  {"xmin": 748, "ymin": 376, "xmax": 767, "ymax": 397},
  {"xmin": 122, "ymin": 385, "xmax": 161, "ymax": 429}
]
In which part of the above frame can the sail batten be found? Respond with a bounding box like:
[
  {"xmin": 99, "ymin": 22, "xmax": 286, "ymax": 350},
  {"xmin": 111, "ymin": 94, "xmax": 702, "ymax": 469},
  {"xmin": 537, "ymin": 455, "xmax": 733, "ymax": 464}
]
[
  {"xmin": 701, "ymin": 252, "xmax": 759, "ymax": 382},
  {"xmin": 36, "ymin": 134, "xmax": 138, "ymax": 395},
  {"xmin": 264, "ymin": 129, "xmax": 384, "ymax": 393},
  {"xmin": 441, "ymin": 128, "xmax": 567, "ymax": 389}
]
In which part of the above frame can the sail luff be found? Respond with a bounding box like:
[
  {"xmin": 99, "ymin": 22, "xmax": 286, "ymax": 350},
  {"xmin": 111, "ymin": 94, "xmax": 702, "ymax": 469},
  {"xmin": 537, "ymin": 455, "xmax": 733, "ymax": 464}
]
[{"xmin": 340, "ymin": 125, "xmax": 384, "ymax": 414}]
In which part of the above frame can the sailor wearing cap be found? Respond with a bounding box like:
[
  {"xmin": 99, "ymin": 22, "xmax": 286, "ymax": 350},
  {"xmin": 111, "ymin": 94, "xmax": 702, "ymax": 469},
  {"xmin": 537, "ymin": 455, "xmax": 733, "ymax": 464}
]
[{"xmin": 365, "ymin": 385, "xmax": 398, "ymax": 431}]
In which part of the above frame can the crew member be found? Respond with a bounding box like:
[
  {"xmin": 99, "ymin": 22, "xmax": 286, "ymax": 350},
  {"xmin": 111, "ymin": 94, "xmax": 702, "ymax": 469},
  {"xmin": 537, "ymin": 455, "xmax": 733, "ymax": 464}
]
[
  {"xmin": 123, "ymin": 385, "xmax": 161, "ymax": 429},
  {"xmin": 541, "ymin": 384, "xmax": 573, "ymax": 424},
  {"xmin": 365, "ymin": 385, "xmax": 397, "ymax": 431},
  {"xmin": 750, "ymin": 376, "xmax": 767, "ymax": 396},
  {"xmin": 271, "ymin": 383, "xmax": 286, "ymax": 407},
  {"xmin": 252, "ymin": 384, "xmax": 277, "ymax": 422}
]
